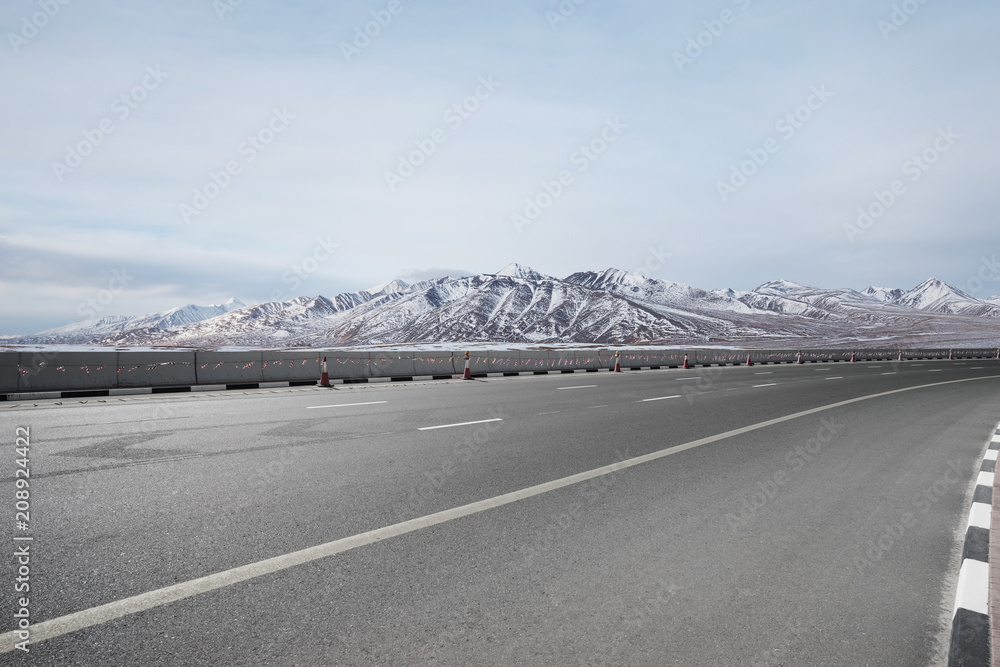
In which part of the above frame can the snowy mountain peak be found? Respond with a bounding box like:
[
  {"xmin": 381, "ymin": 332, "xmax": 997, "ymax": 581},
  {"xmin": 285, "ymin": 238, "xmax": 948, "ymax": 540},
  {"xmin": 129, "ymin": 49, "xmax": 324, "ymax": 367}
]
[
  {"xmin": 753, "ymin": 279, "xmax": 812, "ymax": 296},
  {"xmin": 495, "ymin": 263, "xmax": 551, "ymax": 281},
  {"xmin": 366, "ymin": 279, "xmax": 410, "ymax": 295},
  {"xmin": 564, "ymin": 268, "xmax": 650, "ymax": 290},
  {"xmin": 862, "ymin": 286, "xmax": 904, "ymax": 303},
  {"xmin": 895, "ymin": 277, "xmax": 973, "ymax": 313}
]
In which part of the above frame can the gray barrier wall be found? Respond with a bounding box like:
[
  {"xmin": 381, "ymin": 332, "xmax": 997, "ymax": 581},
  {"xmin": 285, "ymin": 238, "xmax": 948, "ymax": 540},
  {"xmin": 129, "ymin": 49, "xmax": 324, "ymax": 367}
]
[{"xmin": 1, "ymin": 346, "xmax": 996, "ymax": 394}]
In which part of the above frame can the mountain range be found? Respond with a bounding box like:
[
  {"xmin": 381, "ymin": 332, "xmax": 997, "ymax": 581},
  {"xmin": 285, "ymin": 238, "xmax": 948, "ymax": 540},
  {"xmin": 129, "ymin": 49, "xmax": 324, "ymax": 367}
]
[{"xmin": 5, "ymin": 265, "xmax": 1000, "ymax": 349}]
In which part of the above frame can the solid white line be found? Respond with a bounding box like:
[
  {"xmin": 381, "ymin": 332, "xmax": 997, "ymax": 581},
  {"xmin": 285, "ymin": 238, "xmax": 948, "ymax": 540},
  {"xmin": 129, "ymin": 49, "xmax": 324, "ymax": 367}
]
[
  {"xmin": 307, "ymin": 401, "xmax": 387, "ymax": 410},
  {"xmin": 418, "ymin": 418, "xmax": 502, "ymax": 431},
  {"xmin": 753, "ymin": 383, "xmax": 777, "ymax": 388},
  {"xmin": 557, "ymin": 385, "xmax": 597, "ymax": 390},
  {"xmin": 968, "ymin": 503, "xmax": 992, "ymax": 530},
  {"xmin": 825, "ymin": 377, "xmax": 843, "ymax": 380},
  {"xmin": 955, "ymin": 559, "xmax": 989, "ymax": 615},
  {"xmin": 4, "ymin": 373, "xmax": 999, "ymax": 653},
  {"xmin": 641, "ymin": 395, "xmax": 681, "ymax": 402}
]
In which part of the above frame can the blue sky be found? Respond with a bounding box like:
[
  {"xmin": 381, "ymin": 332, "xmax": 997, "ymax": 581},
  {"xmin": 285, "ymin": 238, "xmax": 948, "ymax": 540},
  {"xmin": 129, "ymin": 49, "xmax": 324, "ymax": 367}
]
[{"xmin": 1, "ymin": 0, "xmax": 998, "ymax": 334}]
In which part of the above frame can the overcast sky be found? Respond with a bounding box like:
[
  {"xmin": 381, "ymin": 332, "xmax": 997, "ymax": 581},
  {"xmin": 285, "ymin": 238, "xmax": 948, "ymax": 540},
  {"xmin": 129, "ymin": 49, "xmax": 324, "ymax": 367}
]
[{"xmin": 2, "ymin": 0, "xmax": 998, "ymax": 334}]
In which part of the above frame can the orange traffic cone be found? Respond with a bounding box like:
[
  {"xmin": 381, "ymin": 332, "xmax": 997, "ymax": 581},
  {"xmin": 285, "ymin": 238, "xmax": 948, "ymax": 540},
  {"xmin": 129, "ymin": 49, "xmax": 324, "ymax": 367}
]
[
  {"xmin": 463, "ymin": 351, "xmax": 472, "ymax": 380},
  {"xmin": 850, "ymin": 352, "xmax": 856, "ymax": 362},
  {"xmin": 683, "ymin": 353, "xmax": 690, "ymax": 369},
  {"xmin": 318, "ymin": 357, "xmax": 331, "ymax": 387},
  {"xmin": 613, "ymin": 351, "xmax": 621, "ymax": 372},
  {"xmin": 746, "ymin": 353, "xmax": 753, "ymax": 367}
]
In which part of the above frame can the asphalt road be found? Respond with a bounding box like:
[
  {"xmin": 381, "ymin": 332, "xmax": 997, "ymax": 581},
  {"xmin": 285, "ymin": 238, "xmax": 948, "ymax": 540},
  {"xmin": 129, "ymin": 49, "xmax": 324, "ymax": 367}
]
[{"xmin": 2, "ymin": 358, "xmax": 1000, "ymax": 665}]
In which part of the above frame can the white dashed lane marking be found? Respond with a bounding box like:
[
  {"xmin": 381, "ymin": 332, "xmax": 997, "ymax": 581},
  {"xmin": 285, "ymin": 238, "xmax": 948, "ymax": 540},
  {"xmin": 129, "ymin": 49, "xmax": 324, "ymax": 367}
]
[
  {"xmin": 418, "ymin": 418, "xmax": 503, "ymax": 431},
  {"xmin": 307, "ymin": 401, "xmax": 388, "ymax": 410},
  {"xmin": 753, "ymin": 383, "xmax": 778, "ymax": 388},
  {"xmin": 640, "ymin": 395, "xmax": 681, "ymax": 402},
  {"xmin": 558, "ymin": 385, "xmax": 597, "ymax": 390}
]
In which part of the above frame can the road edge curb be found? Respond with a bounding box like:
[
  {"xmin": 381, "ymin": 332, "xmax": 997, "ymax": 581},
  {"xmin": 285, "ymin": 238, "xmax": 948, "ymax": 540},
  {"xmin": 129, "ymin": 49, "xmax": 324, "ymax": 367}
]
[{"xmin": 947, "ymin": 422, "xmax": 999, "ymax": 666}]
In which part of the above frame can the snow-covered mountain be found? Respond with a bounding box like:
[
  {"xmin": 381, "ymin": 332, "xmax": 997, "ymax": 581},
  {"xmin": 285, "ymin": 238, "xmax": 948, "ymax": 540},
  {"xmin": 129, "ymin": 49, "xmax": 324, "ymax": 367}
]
[
  {"xmin": 862, "ymin": 286, "xmax": 905, "ymax": 303},
  {"xmin": 8, "ymin": 269, "xmax": 1000, "ymax": 348},
  {"xmin": 862, "ymin": 278, "xmax": 1000, "ymax": 318},
  {"xmin": 23, "ymin": 298, "xmax": 247, "ymax": 344}
]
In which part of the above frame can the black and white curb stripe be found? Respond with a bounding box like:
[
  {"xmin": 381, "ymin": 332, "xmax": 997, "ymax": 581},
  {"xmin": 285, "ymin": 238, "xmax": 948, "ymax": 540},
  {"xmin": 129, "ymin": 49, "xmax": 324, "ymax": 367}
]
[{"xmin": 948, "ymin": 423, "xmax": 999, "ymax": 667}]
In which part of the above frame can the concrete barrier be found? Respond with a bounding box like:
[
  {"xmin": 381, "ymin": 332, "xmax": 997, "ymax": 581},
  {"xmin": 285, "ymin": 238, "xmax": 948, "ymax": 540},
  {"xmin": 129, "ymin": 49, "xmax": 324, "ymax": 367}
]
[
  {"xmin": 369, "ymin": 352, "xmax": 416, "ymax": 378},
  {"xmin": 518, "ymin": 350, "xmax": 553, "ymax": 373},
  {"xmin": 571, "ymin": 350, "xmax": 603, "ymax": 371},
  {"xmin": 262, "ymin": 352, "xmax": 321, "ymax": 382},
  {"xmin": 116, "ymin": 351, "xmax": 197, "ymax": 388},
  {"xmin": 195, "ymin": 351, "xmax": 265, "ymax": 385},
  {"xmin": 323, "ymin": 352, "xmax": 372, "ymax": 380},
  {"xmin": 0, "ymin": 353, "xmax": 19, "ymax": 393},
  {"xmin": 17, "ymin": 350, "xmax": 118, "ymax": 392},
  {"xmin": 412, "ymin": 353, "xmax": 456, "ymax": 377},
  {"xmin": 4, "ymin": 347, "xmax": 996, "ymax": 395},
  {"xmin": 486, "ymin": 352, "xmax": 521, "ymax": 374}
]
